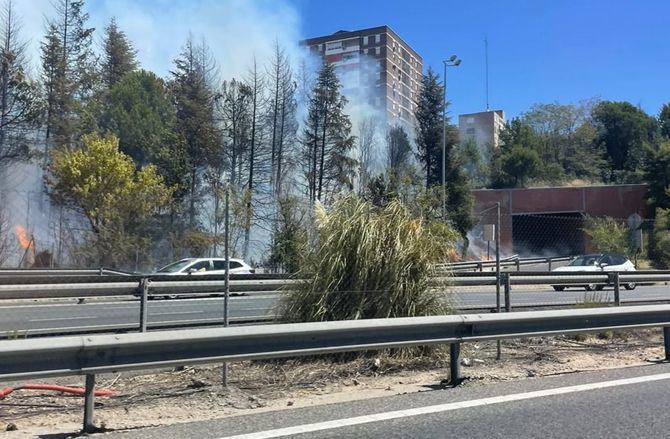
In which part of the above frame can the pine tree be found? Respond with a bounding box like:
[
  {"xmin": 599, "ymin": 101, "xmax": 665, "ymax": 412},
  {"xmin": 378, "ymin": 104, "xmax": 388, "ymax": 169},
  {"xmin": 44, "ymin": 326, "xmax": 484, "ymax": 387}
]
[
  {"xmin": 302, "ymin": 62, "xmax": 356, "ymax": 203},
  {"xmin": 0, "ymin": 0, "xmax": 42, "ymax": 170},
  {"xmin": 101, "ymin": 17, "xmax": 137, "ymax": 90},
  {"xmin": 267, "ymin": 41, "xmax": 298, "ymax": 196},
  {"xmin": 414, "ymin": 67, "xmax": 443, "ymax": 188},
  {"xmin": 171, "ymin": 36, "xmax": 219, "ymax": 228},
  {"xmin": 414, "ymin": 67, "xmax": 473, "ymax": 237},
  {"xmin": 41, "ymin": 0, "xmax": 95, "ymax": 149}
]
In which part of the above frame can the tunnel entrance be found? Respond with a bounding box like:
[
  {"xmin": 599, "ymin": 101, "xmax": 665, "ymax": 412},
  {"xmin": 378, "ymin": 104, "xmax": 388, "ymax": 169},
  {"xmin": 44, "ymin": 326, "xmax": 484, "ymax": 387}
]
[{"xmin": 512, "ymin": 212, "xmax": 585, "ymax": 257}]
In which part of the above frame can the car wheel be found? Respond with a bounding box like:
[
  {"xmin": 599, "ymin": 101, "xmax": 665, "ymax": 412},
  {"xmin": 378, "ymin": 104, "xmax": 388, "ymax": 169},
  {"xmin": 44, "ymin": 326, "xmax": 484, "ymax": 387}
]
[
  {"xmin": 584, "ymin": 284, "xmax": 597, "ymax": 291},
  {"xmin": 553, "ymin": 286, "xmax": 565, "ymax": 291},
  {"xmin": 624, "ymin": 282, "xmax": 636, "ymax": 291}
]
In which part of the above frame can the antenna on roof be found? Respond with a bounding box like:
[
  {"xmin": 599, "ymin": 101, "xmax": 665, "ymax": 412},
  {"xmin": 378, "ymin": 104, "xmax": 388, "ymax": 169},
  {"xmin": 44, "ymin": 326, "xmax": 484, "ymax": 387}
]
[{"xmin": 485, "ymin": 36, "xmax": 489, "ymax": 111}]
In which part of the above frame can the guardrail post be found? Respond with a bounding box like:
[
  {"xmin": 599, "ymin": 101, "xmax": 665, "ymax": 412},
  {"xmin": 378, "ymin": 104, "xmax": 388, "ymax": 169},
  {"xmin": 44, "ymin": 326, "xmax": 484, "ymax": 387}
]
[
  {"xmin": 139, "ymin": 278, "xmax": 149, "ymax": 332},
  {"xmin": 478, "ymin": 262, "xmax": 483, "ymax": 272},
  {"xmin": 547, "ymin": 258, "xmax": 552, "ymax": 271},
  {"xmin": 515, "ymin": 259, "xmax": 520, "ymax": 272},
  {"xmin": 504, "ymin": 273, "xmax": 512, "ymax": 312},
  {"xmin": 664, "ymin": 327, "xmax": 670, "ymax": 362},
  {"xmin": 613, "ymin": 272, "xmax": 620, "ymax": 306},
  {"xmin": 449, "ymin": 343, "xmax": 461, "ymax": 387},
  {"xmin": 83, "ymin": 374, "xmax": 96, "ymax": 433}
]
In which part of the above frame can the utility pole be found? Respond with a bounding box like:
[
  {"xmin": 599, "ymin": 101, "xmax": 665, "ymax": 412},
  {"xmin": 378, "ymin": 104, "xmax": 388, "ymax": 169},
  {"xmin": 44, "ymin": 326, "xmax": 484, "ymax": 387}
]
[{"xmin": 442, "ymin": 56, "xmax": 461, "ymax": 217}]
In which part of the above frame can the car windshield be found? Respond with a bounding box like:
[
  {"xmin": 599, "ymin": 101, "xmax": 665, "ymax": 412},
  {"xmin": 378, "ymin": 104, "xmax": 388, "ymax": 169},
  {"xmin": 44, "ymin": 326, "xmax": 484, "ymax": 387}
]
[
  {"xmin": 157, "ymin": 259, "xmax": 193, "ymax": 273},
  {"xmin": 568, "ymin": 255, "xmax": 600, "ymax": 267}
]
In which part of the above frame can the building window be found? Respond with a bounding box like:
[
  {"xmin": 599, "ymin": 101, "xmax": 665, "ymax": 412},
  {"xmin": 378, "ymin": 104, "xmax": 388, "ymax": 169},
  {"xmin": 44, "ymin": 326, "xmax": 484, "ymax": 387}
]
[
  {"xmin": 375, "ymin": 47, "xmax": 380, "ymax": 55},
  {"xmin": 363, "ymin": 36, "xmax": 368, "ymax": 45}
]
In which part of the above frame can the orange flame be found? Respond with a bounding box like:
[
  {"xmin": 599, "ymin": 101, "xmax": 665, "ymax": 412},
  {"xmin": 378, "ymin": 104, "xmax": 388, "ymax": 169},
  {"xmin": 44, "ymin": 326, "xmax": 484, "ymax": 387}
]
[{"xmin": 14, "ymin": 225, "xmax": 33, "ymax": 250}]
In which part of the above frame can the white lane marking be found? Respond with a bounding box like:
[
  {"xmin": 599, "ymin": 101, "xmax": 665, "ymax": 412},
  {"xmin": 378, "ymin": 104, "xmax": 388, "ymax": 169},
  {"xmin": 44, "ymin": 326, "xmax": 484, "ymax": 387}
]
[
  {"xmin": 29, "ymin": 316, "xmax": 100, "ymax": 322},
  {"xmin": 219, "ymin": 371, "xmax": 670, "ymax": 439}
]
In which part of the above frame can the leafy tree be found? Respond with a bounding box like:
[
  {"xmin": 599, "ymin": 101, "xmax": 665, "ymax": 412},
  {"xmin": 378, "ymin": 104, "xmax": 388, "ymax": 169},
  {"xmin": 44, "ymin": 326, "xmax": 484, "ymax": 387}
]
[
  {"xmin": 46, "ymin": 133, "xmax": 172, "ymax": 267},
  {"xmin": 592, "ymin": 101, "xmax": 657, "ymax": 183},
  {"xmin": 651, "ymin": 208, "xmax": 670, "ymax": 268},
  {"xmin": 644, "ymin": 141, "xmax": 670, "ymax": 210},
  {"xmin": 0, "ymin": 0, "xmax": 42, "ymax": 170},
  {"xmin": 301, "ymin": 62, "xmax": 357, "ymax": 203},
  {"xmin": 499, "ymin": 144, "xmax": 541, "ymax": 187},
  {"xmin": 520, "ymin": 101, "xmax": 604, "ymax": 182},
  {"xmin": 582, "ymin": 216, "xmax": 634, "ymax": 258},
  {"xmin": 268, "ymin": 195, "xmax": 308, "ymax": 273},
  {"xmin": 100, "ymin": 17, "xmax": 137, "ymax": 90},
  {"xmin": 102, "ymin": 70, "xmax": 188, "ymax": 193}
]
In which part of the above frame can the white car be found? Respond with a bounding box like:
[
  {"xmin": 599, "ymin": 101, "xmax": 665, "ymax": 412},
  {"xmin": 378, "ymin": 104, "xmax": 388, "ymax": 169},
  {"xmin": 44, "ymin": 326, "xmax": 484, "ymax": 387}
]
[
  {"xmin": 551, "ymin": 253, "xmax": 636, "ymax": 291},
  {"xmin": 156, "ymin": 258, "xmax": 255, "ymax": 275}
]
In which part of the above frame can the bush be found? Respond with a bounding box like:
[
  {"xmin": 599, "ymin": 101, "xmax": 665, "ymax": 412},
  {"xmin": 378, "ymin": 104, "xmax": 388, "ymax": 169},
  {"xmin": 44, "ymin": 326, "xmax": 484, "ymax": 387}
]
[
  {"xmin": 582, "ymin": 216, "xmax": 634, "ymax": 258},
  {"xmin": 651, "ymin": 208, "xmax": 670, "ymax": 268},
  {"xmin": 279, "ymin": 195, "xmax": 458, "ymax": 323}
]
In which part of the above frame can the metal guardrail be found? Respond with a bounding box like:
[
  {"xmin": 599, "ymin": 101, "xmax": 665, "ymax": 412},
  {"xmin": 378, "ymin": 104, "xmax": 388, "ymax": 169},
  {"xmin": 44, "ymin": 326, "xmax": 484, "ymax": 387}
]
[
  {"xmin": 439, "ymin": 255, "xmax": 574, "ymax": 272},
  {"xmin": 1, "ymin": 271, "xmax": 669, "ymax": 339},
  {"xmin": 2, "ymin": 305, "xmax": 670, "ymax": 432}
]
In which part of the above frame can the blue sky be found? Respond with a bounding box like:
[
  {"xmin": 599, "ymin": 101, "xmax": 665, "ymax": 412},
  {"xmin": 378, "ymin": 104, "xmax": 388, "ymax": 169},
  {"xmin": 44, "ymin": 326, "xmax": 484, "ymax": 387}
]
[
  {"xmin": 16, "ymin": 0, "xmax": 670, "ymax": 121},
  {"xmin": 295, "ymin": 0, "xmax": 670, "ymax": 120}
]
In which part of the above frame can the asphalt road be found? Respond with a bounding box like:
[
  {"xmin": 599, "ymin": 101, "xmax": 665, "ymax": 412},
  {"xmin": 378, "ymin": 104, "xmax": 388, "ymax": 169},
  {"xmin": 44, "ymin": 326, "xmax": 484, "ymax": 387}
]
[
  {"xmin": 1, "ymin": 284, "xmax": 669, "ymax": 336},
  {"xmin": 110, "ymin": 363, "xmax": 670, "ymax": 439}
]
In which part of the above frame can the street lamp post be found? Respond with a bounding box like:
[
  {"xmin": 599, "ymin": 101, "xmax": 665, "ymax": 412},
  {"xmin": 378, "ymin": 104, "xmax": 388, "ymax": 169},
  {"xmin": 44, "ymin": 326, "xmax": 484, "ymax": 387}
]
[{"xmin": 442, "ymin": 55, "xmax": 461, "ymax": 217}]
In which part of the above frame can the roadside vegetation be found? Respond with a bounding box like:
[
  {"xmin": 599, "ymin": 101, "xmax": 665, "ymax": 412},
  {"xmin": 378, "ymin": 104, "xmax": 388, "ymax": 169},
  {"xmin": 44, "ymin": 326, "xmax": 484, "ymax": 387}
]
[{"xmin": 279, "ymin": 195, "xmax": 457, "ymax": 323}]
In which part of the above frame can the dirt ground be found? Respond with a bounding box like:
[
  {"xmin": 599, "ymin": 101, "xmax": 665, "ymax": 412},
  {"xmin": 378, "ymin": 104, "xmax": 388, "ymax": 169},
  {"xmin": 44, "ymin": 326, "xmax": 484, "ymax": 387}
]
[{"xmin": 1, "ymin": 328, "xmax": 666, "ymax": 438}]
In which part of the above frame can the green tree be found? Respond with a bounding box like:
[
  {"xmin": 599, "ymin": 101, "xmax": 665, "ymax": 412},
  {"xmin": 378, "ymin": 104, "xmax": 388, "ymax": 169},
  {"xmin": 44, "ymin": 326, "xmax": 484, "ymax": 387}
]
[
  {"xmin": 500, "ymin": 145, "xmax": 541, "ymax": 187},
  {"xmin": 582, "ymin": 216, "xmax": 634, "ymax": 258},
  {"xmin": 660, "ymin": 103, "xmax": 670, "ymax": 140},
  {"xmin": 46, "ymin": 133, "xmax": 172, "ymax": 267},
  {"xmin": 520, "ymin": 101, "xmax": 605, "ymax": 182},
  {"xmin": 100, "ymin": 17, "xmax": 138, "ymax": 90},
  {"xmin": 644, "ymin": 141, "xmax": 670, "ymax": 210},
  {"xmin": 457, "ymin": 137, "xmax": 487, "ymax": 188},
  {"xmin": 0, "ymin": 0, "xmax": 42, "ymax": 170},
  {"xmin": 268, "ymin": 195, "xmax": 308, "ymax": 273},
  {"xmin": 651, "ymin": 208, "xmax": 670, "ymax": 268},
  {"xmin": 41, "ymin": 0, "xmax": 95, "ymax": 149},
  {"xmin": 414, "ymin": 67, "xmax": 443, "ymax": 187},
  {"xmin": 592, "ymin": 101, "xmax": 657, "ymax": 183},
  {"xmin": 302, "ymin": 62, "xmax": 357, "ymax": 203},
  {"xmin": 102, "ymin": 70, "xmax": 188, "ymax": 193}
]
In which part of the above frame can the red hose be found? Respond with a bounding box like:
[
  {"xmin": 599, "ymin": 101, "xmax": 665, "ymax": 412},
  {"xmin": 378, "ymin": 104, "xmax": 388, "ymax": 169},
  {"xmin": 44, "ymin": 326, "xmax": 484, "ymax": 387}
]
[{"xmin": 0, "ymin": 384, "xmax": 115, "ymax": 398}]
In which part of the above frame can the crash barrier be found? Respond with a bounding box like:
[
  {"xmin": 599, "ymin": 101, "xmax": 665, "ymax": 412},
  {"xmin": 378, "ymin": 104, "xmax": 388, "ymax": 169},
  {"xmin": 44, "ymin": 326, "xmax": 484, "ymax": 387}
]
[{"xmin": 2, "ymin": 304, "xmax": 670, "ymax": 432}]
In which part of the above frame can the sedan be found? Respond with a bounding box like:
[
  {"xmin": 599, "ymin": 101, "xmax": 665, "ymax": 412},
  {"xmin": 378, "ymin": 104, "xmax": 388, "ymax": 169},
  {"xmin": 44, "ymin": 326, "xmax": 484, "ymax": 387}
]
[{"xmin": 551, "ymin": 253, "xmax": 636, "ymax": 291}]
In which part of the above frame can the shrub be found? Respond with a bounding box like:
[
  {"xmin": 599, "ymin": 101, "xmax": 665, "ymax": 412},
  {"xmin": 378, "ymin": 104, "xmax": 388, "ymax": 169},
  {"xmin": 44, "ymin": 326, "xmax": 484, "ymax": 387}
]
[
  {"xmin": 279, "ymin": 195, "xmax": 458, "ymax": 323},
  {"xmin": 582, "ymin": 216, "xmax": 634, "ymax": 258}
]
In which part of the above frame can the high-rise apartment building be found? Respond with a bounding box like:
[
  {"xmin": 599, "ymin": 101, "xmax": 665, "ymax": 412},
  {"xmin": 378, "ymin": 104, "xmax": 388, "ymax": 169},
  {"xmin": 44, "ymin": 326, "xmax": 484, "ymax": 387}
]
[
  {"xmin": 302, "ymin": 26, "xmax": 423, "ymax": 126},
  {"xmin": 458, "ymin": 110, "xmax": 506, "ymax": 153}
]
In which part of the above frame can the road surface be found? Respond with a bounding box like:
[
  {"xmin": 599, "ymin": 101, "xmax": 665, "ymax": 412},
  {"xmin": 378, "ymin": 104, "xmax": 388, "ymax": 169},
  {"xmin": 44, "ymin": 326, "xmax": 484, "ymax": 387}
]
[
  {"xmin": 111, "ymin": 362, "xmax": 670, "ymax": 438},
  {"xmin": 1, "ymin": 284, "xmax": 669, "ymax": 336}
]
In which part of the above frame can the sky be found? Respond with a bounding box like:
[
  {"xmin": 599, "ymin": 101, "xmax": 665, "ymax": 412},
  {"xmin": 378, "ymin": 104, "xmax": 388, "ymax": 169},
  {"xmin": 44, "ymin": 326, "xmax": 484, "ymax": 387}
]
[{"xmin": 13, "ymin": 0, "xmax": 670, "ymax": 120}]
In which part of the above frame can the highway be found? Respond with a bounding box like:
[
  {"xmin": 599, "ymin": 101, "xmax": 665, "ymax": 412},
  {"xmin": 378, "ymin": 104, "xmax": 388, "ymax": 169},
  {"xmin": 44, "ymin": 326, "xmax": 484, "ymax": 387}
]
[
  {"xmin": 1, "ymin": 284, "xmax": 669, "ymax": 337},
  {"xmin": 113, "ymin": 363, "xmax": 670, "ymax": 438}
]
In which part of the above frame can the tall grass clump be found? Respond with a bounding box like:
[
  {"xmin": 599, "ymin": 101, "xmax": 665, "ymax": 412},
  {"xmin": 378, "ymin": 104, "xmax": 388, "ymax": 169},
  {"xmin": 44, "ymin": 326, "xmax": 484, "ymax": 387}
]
[{"xmin": 279, "ymin": 195, "xmax": 458, "ymax": 322}]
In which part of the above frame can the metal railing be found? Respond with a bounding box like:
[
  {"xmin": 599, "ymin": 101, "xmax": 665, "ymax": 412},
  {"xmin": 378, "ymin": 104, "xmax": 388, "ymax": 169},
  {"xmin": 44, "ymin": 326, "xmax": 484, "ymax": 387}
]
[
  {"xmin": 2, "ymin": 305, "xmax": 670, "ymax": 432},
  {"xmin": 1, "ymin": 271, "xmax": 670, "ymax": 338},
  {"xmin": 438, "ymin": 255, "xmax": 574, "ymax": 272}
]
